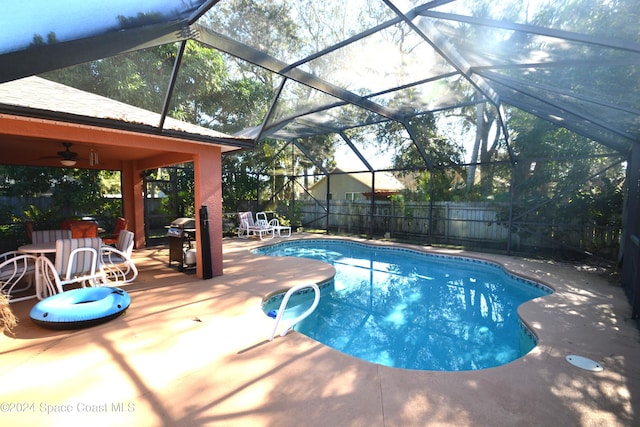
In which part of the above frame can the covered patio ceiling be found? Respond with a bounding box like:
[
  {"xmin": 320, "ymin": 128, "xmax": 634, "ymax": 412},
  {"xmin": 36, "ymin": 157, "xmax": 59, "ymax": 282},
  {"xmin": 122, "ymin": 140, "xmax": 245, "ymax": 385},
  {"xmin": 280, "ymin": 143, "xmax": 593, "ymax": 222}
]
[
  {"xmin": 0, "ymin": 124, "xmax": 212, "ymax": 171},
  {"xmin": 0, "ymin": 0, "xmax": 637, "ymax": 169}
]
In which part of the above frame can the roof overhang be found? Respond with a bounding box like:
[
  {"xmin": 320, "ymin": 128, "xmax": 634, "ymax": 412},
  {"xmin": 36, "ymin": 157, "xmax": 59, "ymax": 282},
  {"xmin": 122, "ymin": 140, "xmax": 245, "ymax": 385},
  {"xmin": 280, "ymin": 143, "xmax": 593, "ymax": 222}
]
[
  {"xmin": 0, "ymin": 76, "xmax": 253, "ymax": 170},
  {"xmin": 0, "ymin": 113, "xmax": 243, "ymax": 170}
]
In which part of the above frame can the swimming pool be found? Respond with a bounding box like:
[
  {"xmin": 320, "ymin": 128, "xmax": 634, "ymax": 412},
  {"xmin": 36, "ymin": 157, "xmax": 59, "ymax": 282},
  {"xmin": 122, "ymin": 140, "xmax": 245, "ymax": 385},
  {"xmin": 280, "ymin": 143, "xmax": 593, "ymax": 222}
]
[{"xmin": 255, "ymin": 239, "xmax": 552, "ymax": 371}]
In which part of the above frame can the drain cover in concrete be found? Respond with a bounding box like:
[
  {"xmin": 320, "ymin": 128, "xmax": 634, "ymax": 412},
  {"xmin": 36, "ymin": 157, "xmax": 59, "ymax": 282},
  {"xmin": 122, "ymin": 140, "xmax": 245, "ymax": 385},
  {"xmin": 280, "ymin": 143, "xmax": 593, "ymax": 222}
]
[{"xmin": 566, "ymin": 355, "xmax": 603, "ymax": 372}]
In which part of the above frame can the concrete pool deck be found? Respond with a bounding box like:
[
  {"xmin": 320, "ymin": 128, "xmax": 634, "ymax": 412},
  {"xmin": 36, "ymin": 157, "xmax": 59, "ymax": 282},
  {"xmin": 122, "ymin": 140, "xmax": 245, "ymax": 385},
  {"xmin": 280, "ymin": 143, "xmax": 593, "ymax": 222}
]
[{"xmin": 1, "ymin": 234, "xmax": 639, "ymax": 426}]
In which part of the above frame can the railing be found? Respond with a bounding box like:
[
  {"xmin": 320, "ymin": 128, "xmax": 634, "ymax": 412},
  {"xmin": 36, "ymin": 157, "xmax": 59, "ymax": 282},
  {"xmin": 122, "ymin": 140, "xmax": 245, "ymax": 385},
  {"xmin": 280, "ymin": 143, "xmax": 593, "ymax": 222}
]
[{"xmin": 269, "ymin": 283, "xmax": 320, "ymax": 341}]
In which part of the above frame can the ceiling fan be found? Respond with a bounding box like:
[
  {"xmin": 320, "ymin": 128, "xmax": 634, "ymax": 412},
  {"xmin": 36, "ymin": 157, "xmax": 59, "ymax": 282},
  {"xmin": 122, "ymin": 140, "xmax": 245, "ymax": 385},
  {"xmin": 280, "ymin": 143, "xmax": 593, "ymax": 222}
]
[{"xmin": 57, "ymin": 143, "xmax": 78, "ymax": 166}]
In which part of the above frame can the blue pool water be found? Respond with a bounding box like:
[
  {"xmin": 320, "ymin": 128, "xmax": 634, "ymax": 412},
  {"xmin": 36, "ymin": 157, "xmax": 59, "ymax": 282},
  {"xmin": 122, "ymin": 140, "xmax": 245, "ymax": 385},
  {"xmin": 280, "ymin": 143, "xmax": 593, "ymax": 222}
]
[{"xmin": 255, "ymin": 240, "xmax": 552, "ymax": 371}]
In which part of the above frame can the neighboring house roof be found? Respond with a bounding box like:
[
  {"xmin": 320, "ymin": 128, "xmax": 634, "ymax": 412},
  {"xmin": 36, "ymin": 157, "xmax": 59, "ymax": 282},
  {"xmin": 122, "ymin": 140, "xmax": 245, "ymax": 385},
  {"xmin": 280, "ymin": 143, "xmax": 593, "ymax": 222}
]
[
  {"xmin": 0, "ymin": 76, "xmax": 249, "ymax": 146},
  {"xmin": 309, "ymin": 167, "xmax": 404, "ymax": 192}
]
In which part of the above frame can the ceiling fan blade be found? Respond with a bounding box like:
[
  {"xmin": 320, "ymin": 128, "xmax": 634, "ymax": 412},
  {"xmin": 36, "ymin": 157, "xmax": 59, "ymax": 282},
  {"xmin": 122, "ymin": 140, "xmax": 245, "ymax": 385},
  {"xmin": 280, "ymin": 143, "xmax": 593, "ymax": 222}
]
[{"xmin": 57, "ymin": 150, "xmax": 78, "ymax": 159}]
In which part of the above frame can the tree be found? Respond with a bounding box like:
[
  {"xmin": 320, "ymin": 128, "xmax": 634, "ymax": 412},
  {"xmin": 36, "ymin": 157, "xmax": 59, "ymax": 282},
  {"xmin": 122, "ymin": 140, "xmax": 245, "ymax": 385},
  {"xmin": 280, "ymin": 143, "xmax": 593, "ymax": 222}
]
[
  {"xmin": 0, "ymin": 166, "xmax": 61, "ymax": 197},
  {"xmin": 0, "ymin": 166, "xmax": 107, "ymax": 227},
  {"xmin": 502, "ymin": 108, "xmax": 625, "ymax": 253},
  {"xmin": 364, "ymin": 113, "xmax": 466, "ymax": 201},
  {"xmin": 40, "ymin": 34, "xmax": 275, "ymax": 214},
  {"xmin": 222, "ymin": 155, "xmax": 261, "ymax": 212},
  {"xmin": 207, "ymin": 0, "xmax": 344, "ymax": 211}
]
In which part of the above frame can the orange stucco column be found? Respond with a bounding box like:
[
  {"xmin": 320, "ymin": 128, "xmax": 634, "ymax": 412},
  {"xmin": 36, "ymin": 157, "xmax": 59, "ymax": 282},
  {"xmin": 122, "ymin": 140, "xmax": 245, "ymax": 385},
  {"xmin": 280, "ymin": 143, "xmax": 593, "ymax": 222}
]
[
  {"xmin": 193, "ymin": 146, "xmax": 223, "ymax": 277},
  {"xmin": 121, "ymin": 160, "xmax": 146, "ymax": 249}
]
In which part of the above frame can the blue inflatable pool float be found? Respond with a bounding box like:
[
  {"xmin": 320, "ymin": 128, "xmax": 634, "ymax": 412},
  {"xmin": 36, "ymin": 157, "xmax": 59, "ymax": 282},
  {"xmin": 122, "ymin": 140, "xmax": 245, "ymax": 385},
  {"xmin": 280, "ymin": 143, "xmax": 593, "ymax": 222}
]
[{"xmin": 30, "ymin": 287, "xmax": 130, "ymax": 330}]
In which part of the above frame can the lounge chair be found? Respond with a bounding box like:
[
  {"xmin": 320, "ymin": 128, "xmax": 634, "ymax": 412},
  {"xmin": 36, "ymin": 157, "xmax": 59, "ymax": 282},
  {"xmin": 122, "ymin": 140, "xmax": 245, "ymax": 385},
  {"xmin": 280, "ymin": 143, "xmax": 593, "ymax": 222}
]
[{"xmin": 237, "ymin": 211, "xmax": 274, "ymax": 240}]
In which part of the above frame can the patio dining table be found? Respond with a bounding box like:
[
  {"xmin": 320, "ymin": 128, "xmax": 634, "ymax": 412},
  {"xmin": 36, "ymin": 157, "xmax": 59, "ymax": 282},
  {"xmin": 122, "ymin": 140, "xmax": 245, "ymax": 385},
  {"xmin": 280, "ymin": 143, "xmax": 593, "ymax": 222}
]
[{"xmin": 18, "ymin": 242, "xmax": 57, "ymax": 256}]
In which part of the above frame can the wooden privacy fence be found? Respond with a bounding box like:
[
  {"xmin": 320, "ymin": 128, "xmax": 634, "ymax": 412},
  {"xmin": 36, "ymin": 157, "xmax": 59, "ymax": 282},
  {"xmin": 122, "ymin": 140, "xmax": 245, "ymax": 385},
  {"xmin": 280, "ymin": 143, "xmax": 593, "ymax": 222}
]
[
  {"xmin": 301, "ymin": 200, "xmax": 510, "ymax": 243},
  {"xmin": 298, "ymin": 200, "xmax": 620, "ymax": 259}
]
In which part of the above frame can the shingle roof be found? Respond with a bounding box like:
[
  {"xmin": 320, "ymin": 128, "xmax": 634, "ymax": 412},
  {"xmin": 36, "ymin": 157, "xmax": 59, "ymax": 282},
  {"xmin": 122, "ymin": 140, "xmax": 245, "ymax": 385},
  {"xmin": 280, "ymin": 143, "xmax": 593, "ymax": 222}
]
[{"xmin": 0, "ymin": 76, "xmax": 247, "ymax": 143}]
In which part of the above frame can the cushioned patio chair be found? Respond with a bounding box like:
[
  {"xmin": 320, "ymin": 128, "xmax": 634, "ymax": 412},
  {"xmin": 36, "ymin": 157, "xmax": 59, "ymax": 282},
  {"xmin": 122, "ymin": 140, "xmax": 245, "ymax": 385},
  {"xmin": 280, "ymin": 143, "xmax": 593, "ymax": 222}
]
[
  {"xmin": 101, "ymin": 217, "xmax": 127, "ymax": 246},
  {"xmin": 0, "ymin": 251, "xmax": 38, "ymax": 303},
  {"xmin": 24, "ymin": 221, "xmax": 34, "ymax": 243},
  {"xmin": 37, "ymin": 237, "xmax": 108, "ymax": 299},
  {"xmin": 101, "ymin": 230, "xmax": 138, "ymax": 284},
  {"xmin": 237, "ymin": 211, "xmax": 250, "ymax": 238},
  {"xmin": 70, "ymin": 221, "xmax": 98, "ymax": 238},
  {"xmin": 31, "ymin": 229, "xmax": 72, "ymax": 244}
]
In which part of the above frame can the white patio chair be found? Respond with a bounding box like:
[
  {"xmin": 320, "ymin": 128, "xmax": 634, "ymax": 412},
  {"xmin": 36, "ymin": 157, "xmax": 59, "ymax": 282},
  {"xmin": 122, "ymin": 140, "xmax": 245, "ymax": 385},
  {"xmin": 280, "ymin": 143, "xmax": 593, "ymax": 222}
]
[
  {"xmin": 237, "ymin": 211, "xmax": 274, "ymax": 240},
  {"xmin": 0, "ymin": 251, "xmax": 38, "ymax": 303},
  {"xmin": 101, "ymin": 230, "xmax": 138, "ymax": 284},
  {"xmin": 37, "ymin": 237, "xmax": 108, "ymax": 299}
]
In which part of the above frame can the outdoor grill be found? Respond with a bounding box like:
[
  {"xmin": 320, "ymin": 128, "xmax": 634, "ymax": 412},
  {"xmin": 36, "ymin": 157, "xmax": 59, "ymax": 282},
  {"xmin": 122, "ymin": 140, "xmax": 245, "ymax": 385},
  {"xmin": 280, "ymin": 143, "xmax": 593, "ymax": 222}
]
[{"xmin": 167, "ymin": 217, "xmax": 196, "ymax": 271}]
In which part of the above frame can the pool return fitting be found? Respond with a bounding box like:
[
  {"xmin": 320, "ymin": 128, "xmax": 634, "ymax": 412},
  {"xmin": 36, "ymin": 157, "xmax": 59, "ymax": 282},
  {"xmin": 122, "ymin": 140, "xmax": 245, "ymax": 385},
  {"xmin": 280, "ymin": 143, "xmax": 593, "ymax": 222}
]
[{"xmin": 269, "ymin": 283, "xmax": 320, "ymax": 341}]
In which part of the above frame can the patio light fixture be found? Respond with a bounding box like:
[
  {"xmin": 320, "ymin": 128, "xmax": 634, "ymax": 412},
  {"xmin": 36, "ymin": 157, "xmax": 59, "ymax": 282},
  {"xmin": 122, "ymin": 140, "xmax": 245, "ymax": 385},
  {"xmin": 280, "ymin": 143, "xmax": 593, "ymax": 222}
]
[{"xmin": 60, "ymin": 159, "xmax": 77, "ymax": 167}]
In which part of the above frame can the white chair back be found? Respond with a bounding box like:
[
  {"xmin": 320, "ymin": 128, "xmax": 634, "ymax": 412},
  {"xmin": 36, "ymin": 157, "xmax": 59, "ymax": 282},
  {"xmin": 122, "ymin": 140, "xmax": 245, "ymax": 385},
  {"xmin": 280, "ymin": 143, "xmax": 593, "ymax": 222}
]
[
  {"xmin": 101, "ymin": 231, "xmax": 137, "ymax": 284},
  {"xmin": 256, "ymin": 212, "xmax": 268, "ymax": 222},
  {"xmin": 115, "ymin": 230, "xmax": 134, "ymax": 258},
  {"xmin": 54, "ymin": 237, "xmax": 102, "ymax": 278}
]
